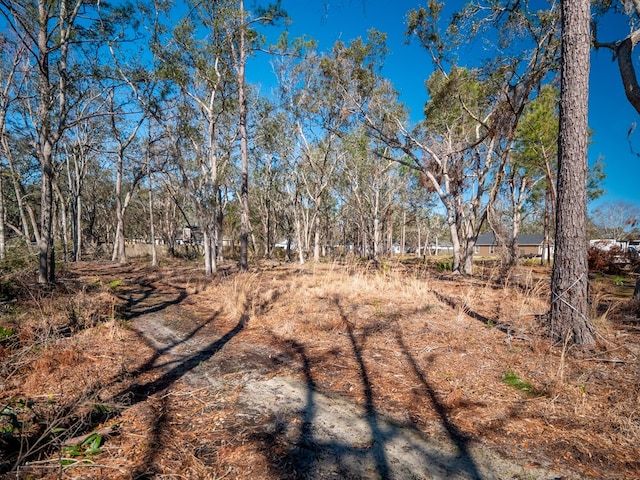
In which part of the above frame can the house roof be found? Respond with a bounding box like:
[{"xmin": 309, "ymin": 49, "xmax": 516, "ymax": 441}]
[
  {"xmin": 426, "ymin": 240, "xmax": 453, "ymax": 247},
  {"xmin": 476, "ymin": 232, "xmax": 545, "ymax": 246}
]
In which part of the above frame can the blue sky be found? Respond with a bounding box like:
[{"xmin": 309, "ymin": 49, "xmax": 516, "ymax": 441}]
[{"xmin": 249, "ymin": 0, "xmax": 640, "ymax": 210}]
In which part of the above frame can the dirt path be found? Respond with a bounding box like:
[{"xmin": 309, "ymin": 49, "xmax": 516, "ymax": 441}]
[
  {"xmin": 126, "ymin": 296, "xmax": 573, "ymax": 480},
  {"xmin": 5, "ymin": 262, "xmax": 639, "ymax": 478}
]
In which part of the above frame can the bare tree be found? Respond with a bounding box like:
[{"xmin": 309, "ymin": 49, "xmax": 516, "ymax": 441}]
[
  {"xmin": 0, "ymin": 0, "xmax": 89, "ymax": 282},
  {"xmin": 591, "ymin": 201, "xmax": 640, "ymax": 241}
]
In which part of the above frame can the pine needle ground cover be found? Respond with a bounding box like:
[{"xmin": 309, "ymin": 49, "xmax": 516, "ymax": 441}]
[{"xmin": 0, "ymin": 260, "xmax": 638, "ymax": 479}]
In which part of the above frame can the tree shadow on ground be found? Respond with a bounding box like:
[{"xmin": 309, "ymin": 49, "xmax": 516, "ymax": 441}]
[
  {"xmin": 116, "ymin": 279, "xmax": 188, "ymax": 320},
  {"xmin": 119, "ymin": 312, "xmax": 246, "ymax": 403},
  {"xmin": 432, "ymin": 290, "xmax": 512, "ymax": 334},
  {"xmin": 393, "ymin": 327, "xmax": 483, "ymax": 479},
  {"xmin": 250, "ymin": 296, "xmax": 488, "ymax": 479},
  {"xmin": 119, "ymin": 309, "xmax": 247, "ymax": 478},
  {"xmin": 6, "ymin": 291, "xmax": 246, "ymax": 476}
]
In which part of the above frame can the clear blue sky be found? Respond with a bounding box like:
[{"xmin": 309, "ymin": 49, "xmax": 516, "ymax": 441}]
[{"xmin": 249, "ymin": 0, "xmax": 640, "ymax": 210}]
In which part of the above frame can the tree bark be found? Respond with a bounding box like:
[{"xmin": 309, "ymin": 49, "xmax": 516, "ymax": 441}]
[
  {"xmin": 0, "ymin": 176, "xmax": 5, "ymax": 261},
  {"xmin": 36, "ymin": 0, "xmax": 55, "ymax": 284},
  {"xmin": 238, "ymin": 0, "xmax": 250, "ymax": 271},
  {"xmin": 613, "ymin": 30, "xmax": 640, "ymax": 115},
  {"xmin": 550, "ymin": 0, "xmax": 595, "ymax": 346},
  {"xmin": 148, "ymin": 155, "xmax": 157, "ymax": 267}
]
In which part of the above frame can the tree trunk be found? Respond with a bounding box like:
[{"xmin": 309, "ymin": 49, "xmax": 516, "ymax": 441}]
[
  {"xmin": 204, "ymin": 229, "xmax": 213, "ymax": 276},
  {"xmin": 238, "ymin": 0, "xmax": 249, "ymax": 271},
  {"xmin": 4, "ymin": 144, "xmax": 34, "ymax": 245},
  {"xmin": 54, "ymin": 181, "xmax": 69, "ymax": 262},
  {"xmin": 550, "ymin": 0, "xmax": 595, "ymax": 346},
  {"xmin": 0, "ymin": 176, "xmax": 5, "ymax": 261},
  {"xmin": 401, "ymin": 209, "xmax": 406, "ymax": 257},
  {"xmin": 313, "ymin": 215, "xmax": 321, "ymax": 263},
  {"xmin": 264, "ymin": 198, "xmax": 271, "ymax": 258},
  {"xmin": 148, "ymin": 163, "xmax": 157, "ymax": 267},
  {"xmin": 449, "ymin": 222, "xmax": 462, "ymax": 273},
  {"xmin": 216, "ymin": 192, "xmax": 224, "ymax": 263},
  {"xmin": 38, "ymin": 159, "xmax": 55, "ymax": 283},
  {"xmin": 462, "ymin": 240, "xmax": 475, "ymax": 276},
  {"xmin": 295, "ymin": 216, "xmax": 305, "ymax": 264},
  {"xmin": 75, "ymin": 190, "xmax": 82, "ymax": 261},
  {"xmin": 37, "ymin": 0, "xmax": 55, "ymax": 284},
  {"xmin": 112, "ymin": 191, "xmax": 126, "ymax": 264}
]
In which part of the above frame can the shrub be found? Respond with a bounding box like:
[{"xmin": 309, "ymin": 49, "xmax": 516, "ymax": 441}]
[{"xmin": 588, "ymin": 246, "xmax": 626, "ymax": 274}]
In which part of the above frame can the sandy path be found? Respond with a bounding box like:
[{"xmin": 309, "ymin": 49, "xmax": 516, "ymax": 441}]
[{"xmin": 127, "ymin": 306, "xmax": 573, "ymax": 480}]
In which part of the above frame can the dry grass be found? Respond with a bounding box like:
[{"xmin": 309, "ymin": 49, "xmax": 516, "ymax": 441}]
[{"xmin": 1, "ymin": 259, "xmax": 639, "ymax": 479}]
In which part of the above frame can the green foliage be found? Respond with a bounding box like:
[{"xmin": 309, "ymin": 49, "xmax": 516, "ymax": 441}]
[
  {"xmin": 502, "ymin": 370, "xmax": 536, "ymax": 396},
  {"xmin": 62, "ymin": 433, "xmax": 103, "ymax": 458},
  {"xmin": 0, "ymin": 405, "xmax": 20, "ymax": 436},
  {"xmin": 107, "ymin": 279, "xmax": 124, "ymax": 289},
  {"xmin": 0, "ymin": 326, "xmax": 16, "ymax": 342},
  {"xmin": 513, "ymin": 85, "xmax": 559, "ymax": 170},
  {"xmin": 436, "ymin": 261, "xmax": 452, "ymax": 272},
  {"xmin": 588, "ymin": 156, "xmax": 607, "ymax": 202},
  {"xmin": 423, "ymin": 67, "xmax": 489, "ymax": 135}
]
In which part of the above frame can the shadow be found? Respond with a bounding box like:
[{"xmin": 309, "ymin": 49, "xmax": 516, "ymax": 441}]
[
  {"xmin": 253, "ymin": 335, "xmax": 398, "ymax": 479},
  {"xmin": 116, "ymin": 309, "xmax": 247, "ymax": 478},
  {"xmin": 433, "ymin": 290, "xmax": 512, "ymax": 334},
  {"xmin": 130, "ymin": 395, "xmax": 169, "ymax": 480},
  {"xmin": 394, "ymin": 328, "xmax": 484, "ymax": 480},
  {"xmin": 116, "ymin": 280, "xmax": 188, "ymax": 321},
  {"xmin": 252, "ymin": 299, "xmax": 491, "ymax": 479},
  {"xmin": 280, "ymin": 339, "xmax": 317, "ymax": 478},
  {"xmin": 117, "ymin": 312, "xmax": 246, "ymax": 403},
  {"xmin": 3, "ymin": 263, "xmax": 248, "ymax": 476},
  {"xmin": 126, "ymin": 311, "xmax": 221, "ymax": 376},
  {"xmin": 333, "ymin": 297, "xmax": 391, "ymax": 479}
]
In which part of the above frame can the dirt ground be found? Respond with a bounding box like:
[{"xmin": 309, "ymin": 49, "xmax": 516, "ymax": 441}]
[{"xmin": 1, "ymin": 259, "xmax": 639, "ymax": 479}]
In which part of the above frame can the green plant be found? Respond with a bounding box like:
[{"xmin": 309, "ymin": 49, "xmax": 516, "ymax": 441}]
[
  {"xmin": 107, "ymin": 279, "xmax": 124, "ymax": 289},
  {"xmin": 436, "ymin": 261, "xmax": 452, "ymax": 272},
  {"xmin": 614, "ymin": 276, "xmax": 624, "ymax": 287},
  {"xmin": 62, "ymin": 432, "xmax": 103, "ymax": 458},
  {"xmin": 0, "ymin": 405, "xmax": 20, "ymax": 436},
  {"xmin": 502, "ymin": 370, "xmax": 537, "ymax": 396},
  {"xmin": 0, "ymin": 326, "xmax": 15, "ymax": 341}
]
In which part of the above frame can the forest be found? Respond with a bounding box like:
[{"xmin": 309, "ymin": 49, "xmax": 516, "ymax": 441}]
[
  {"xmin": 0, "ymin": 0, "xmax": 612, "ymax": 277},
  {"xmin": 0, "ymin": 0, "xmax": 639, "ymax": 478}
]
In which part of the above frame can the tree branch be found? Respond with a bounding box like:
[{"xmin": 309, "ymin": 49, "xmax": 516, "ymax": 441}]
[{"xmin": 595, "ymin": 29, "xmax": 640, "ymax": 115}]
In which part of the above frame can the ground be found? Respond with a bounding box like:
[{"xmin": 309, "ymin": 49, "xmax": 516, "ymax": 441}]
[{"xmin": 0, "ymin": 258, "xmax": 639, "ymax": 479}]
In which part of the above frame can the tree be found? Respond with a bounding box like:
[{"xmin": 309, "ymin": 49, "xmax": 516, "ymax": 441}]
[
  {"xmin": 333, "ymin": 2, "xmax": 559, "ymax": 275},
  {"xmin": 273, "ymin": 39, "xmax": 353, "ymax": 264},
  {"xmin": 496, "ymin": 85, "xmax": 559, "ymax": 269},
  {"xmin": 549, "ymin": 0, "xmax": 595, "ymax": 345},
  {"xmin": 591, "ymin": 201, "xmax": 640, "ymax": 241},
  {"xmin": 156, "ymin": 1, "xmax": 238, "ymax": 275},
  {"xmin": 61, "ymin": 92, "xmax": 106, "ymax": 262},
  {"xmin": 251, "ymin": 100, "xmax": 291, "ymax": 258},
  {"xmin": 0, "ymin": 37, "xmax": 25, "ymax": 259},
  {"xmin": 229, "ymin": 0, "xmax": 286, "ymax": 270},
  {"xmin": 0, "ymin": 0, "xmax": 90, "ymax": 282},
  {"xmin": 338, "ymin": 130, "xmax": 404, "ymax": 260}
]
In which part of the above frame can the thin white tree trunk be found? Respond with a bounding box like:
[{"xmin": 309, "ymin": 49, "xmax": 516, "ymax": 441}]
[
  {"xmin": 0, "ymin": 177, "xmax": 5, "ymax": 261},
  {"xmin": 148, "ymin": 163, "xmax": 157, "ymax": 267}
]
